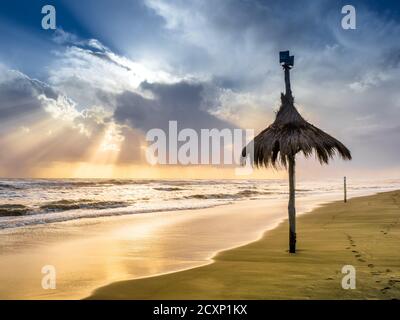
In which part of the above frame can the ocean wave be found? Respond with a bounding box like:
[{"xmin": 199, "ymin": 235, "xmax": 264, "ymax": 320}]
[
  {"xmin": 62, "ymin": 179, "xmax": 160, "ymax": 187},
  {"xmin": 1, "ymin": 178, "xmax": 400, "ymax": 230},
  {"xmin": 236, "ymin": 189, "xmax": 274, "ymax": 197},
  {"xmin": 0, "ymin": 200, "xmax": 230, "ymax": 230},
  {"xmin": 153, "ymin": 187, "xmax": 186, "ymax": 191},
  {"xmin": 184, "ymin": 194, "xmax": 234, "ymax": 200},
  {"xmin": 0, "ymin": 204, "xmax": 29, "ymax": 217},
  {"xmin": 0, "ymin": 179, "xmax": 161, "ymax": 190},
  {"xmin": 183, "ymin": 189, "xmax": 273, "ymax": 200},
  {"xmin": 39, "ymin": 199, "xmax": 130, "ymax": 212},
  {"xmin": 0, "ymin": 183, "xmax": 21, "ymax": 190}
]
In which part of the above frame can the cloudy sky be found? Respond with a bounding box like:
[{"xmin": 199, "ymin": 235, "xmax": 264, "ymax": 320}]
[{"xmin": 0, "ymin": 0, "xmax": 399, "ymax": 179}]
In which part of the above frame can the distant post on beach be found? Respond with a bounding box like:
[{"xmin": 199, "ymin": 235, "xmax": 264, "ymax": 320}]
[{"xmin": 344, "ymin": 176, "xmax": 347, "ymax": 203}]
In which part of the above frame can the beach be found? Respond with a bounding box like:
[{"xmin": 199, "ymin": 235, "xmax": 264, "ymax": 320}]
[
  {"xmin": 90, "ymin": 190, "xmax": 400, "ymax": 300},
  {"xmin": 0, "ymin": 183, "xmax": 398, "ymax": 299}
]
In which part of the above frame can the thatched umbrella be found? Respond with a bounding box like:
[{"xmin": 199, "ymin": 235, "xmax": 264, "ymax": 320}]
[{"xmin": 242, "ymin": 51, "xmax": 351, "ymax": 253}]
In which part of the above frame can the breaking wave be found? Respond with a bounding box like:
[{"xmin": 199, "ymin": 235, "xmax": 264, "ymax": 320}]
[
  {"xmin": 39, "ymin": 199, "xmax": 131, "ymax": 212},
  {"xmin": 0, "ymin": 204, "xmax": 30, "ymax": 217}
]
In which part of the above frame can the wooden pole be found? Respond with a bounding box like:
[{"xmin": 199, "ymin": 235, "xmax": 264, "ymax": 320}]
[
  {"xmin": 344, "ymin": 176, "xmax": 347, "ymax": 203},
  {"xmin": 288, "ymin": 155, "xmax": 296, "ymax": 253},
  {"xmin": 284, "ymin": 65, "xmax": 292, "ymax": 97}
]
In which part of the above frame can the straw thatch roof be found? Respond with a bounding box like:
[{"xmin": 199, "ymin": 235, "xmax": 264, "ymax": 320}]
[{"xmin": 242, "ymin": 93, "xmax": 352, "ymax": 168}]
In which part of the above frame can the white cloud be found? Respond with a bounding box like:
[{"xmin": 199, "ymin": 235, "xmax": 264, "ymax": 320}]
[
  {"xmin": 48, "ymin": 35, "xmax": 182, "ymax": 111},
  {"xmin": 38, "ymin": 94, "xmax": 81, "ymax": 122},
  {"xmin": 99, "ymin": 123, "xmax": 125, "ymax": 152}
]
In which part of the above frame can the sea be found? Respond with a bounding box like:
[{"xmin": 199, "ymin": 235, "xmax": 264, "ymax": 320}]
[{"xmin": 1, "ymin": 178, "xmax": 400, "ymax": 230}]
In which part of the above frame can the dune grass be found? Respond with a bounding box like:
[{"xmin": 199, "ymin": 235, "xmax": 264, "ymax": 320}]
[{"xmin": 89, "ymin": 191, "xmax": 400, "ymax": 299}]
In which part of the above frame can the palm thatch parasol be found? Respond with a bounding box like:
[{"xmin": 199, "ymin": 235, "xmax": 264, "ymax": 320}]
[{"xmin": 242, "ymin": 51, "xmax": 351, "ymax": 253}]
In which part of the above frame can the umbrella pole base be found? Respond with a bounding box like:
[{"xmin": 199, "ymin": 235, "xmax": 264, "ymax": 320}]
[{"xmin": 289, "ymin": 231, "xmax": 296, "ymax": 253}]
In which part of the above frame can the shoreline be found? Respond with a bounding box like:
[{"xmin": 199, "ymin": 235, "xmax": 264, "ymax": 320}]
[
  {"xmin": 1, "ymin": 197, "xmax": 303, "ymax": 299},
  {"xmin": 89, "ymin": 190, "xmax": 400, "ymax": 300}
]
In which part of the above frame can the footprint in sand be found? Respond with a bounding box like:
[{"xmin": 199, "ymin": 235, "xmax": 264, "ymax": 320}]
[
  {"xmin": 388, "ymin": 279, "xmax": 400, "ymax": 286},
  {"xmin": 358, "ymin": 258, "xmax": 366, "ymax": 262},
  {"xmin": 381, "ymin": 287, "xmax": 391, "ymax": 294},
  {"xmin": 368, "ymin": 264, "xmax": 374, "ymax": 268}
]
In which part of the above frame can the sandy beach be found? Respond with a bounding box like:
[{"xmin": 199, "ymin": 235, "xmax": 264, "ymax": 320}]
[
  {"xmin": 90, "ymin": 190, "xmax": 400, "ymax": 300},
  {"xmin": 0, "ymin": 190, "xmax": 364, "ymax": 300},
  {"xmin": 0, "ymin": 186, "xmax": 391, "ymax": 300}
]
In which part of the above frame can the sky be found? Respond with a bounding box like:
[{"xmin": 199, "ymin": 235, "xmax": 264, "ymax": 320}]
[{"xmin": 0, "ymin": 0, "xmax": 399, "ymax": 179}]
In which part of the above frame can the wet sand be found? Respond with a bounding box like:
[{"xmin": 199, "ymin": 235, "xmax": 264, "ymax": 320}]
[{"xmin": 0, "ymin": 191, "xmax": 378, "ymax": 299}]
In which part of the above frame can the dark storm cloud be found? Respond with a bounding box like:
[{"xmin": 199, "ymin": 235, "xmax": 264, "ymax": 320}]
[
  {"xmin": 0, "ymin": 70, "xmax": 59, "ymax": 131},
  {"xmin": 114, "ymin": 81, "xmax": 235, "ymax": 133},
  {"xmin": 0, "ymin": 77, "xmax": 42, "ymax": 121}
]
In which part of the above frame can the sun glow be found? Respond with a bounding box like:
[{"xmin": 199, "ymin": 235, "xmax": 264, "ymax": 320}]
[
  {"xmin": 0, "ymin": 118, "xmax": 284, "ymax": 179},
  {"xmin": 32, "ymin": 162, "xmax": 284, "ymax": 179}
]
